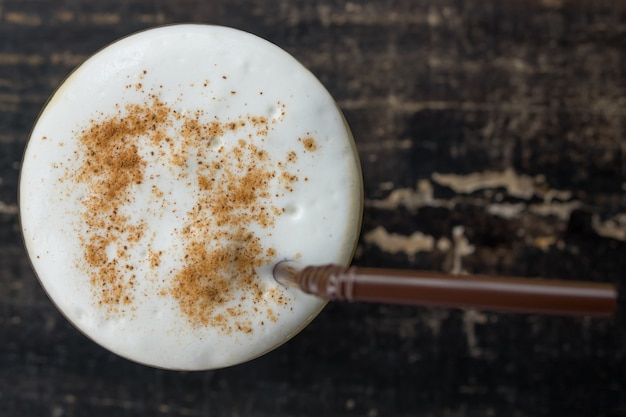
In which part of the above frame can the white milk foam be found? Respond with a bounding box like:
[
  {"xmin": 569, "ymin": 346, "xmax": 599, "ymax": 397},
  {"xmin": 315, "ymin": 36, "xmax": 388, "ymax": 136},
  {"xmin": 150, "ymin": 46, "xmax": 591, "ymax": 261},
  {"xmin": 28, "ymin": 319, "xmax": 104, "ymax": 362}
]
[{"xmin": 20, "ymin": 25, "xmax": 362, "ymax": 370}]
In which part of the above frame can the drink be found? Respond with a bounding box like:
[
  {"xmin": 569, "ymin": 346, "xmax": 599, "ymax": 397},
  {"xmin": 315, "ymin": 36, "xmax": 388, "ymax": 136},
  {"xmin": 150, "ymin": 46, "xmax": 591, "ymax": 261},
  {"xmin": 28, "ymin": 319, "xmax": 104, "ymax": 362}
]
[{"xmin": 19, "ymin": 25, "xmax": 362, "ymax": 370}]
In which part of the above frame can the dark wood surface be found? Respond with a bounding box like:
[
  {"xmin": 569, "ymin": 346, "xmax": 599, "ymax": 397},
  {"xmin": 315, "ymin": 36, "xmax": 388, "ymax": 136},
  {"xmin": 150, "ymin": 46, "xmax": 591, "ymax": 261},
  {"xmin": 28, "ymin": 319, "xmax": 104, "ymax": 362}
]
[{"xmin": 2, "ymin": 1, "xmax": 626, "ymax": 416}]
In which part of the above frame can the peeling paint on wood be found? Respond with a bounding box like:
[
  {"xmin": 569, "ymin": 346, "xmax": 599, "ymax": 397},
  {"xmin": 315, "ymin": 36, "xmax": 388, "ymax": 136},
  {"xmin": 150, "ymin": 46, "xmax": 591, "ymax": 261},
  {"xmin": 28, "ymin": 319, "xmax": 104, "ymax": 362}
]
[{"xmin": 363, "ymin": 226, "xmax": 436, "ymax": 257}]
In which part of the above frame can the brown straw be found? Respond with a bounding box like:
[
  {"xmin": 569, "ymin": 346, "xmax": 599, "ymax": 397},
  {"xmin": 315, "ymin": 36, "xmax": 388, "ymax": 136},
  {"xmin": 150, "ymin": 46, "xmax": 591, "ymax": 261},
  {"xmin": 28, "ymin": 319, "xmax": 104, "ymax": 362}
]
[{"xmin": 273, "ymin": 262, "xmax": 617, "ymax": 317}]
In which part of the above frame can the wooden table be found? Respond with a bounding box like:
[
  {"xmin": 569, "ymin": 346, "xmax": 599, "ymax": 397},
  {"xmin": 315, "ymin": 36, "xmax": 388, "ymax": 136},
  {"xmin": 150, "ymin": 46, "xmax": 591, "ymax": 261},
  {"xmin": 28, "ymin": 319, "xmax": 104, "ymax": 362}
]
[{"xmin": 1, "ymin": 1, "xmax": 625, "ymax": 415}]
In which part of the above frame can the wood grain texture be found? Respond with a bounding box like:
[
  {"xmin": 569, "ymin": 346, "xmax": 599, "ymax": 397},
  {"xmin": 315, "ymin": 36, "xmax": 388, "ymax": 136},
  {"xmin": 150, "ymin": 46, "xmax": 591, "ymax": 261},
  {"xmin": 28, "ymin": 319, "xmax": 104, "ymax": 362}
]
[{"xmin": 1, "ymin": 0, "xmax": 625, "ymax": 416}]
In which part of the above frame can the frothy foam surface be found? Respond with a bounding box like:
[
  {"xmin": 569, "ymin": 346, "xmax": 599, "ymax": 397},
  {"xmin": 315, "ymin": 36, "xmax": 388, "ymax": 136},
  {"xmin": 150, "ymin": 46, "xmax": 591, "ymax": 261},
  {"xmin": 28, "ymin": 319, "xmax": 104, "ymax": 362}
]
[{"xmin": 20, "ymin": 25, "xmax": 362, "ymax": 370}]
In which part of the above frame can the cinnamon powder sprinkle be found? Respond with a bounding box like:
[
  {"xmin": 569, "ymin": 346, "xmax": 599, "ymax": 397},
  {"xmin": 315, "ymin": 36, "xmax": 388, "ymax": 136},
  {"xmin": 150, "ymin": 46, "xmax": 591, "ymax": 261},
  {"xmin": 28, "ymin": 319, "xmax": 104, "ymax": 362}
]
[
  {"xmin": 67, "ymin": 94, "xmax": 304, "ymax": 332},
  {"xmin": 300, "ymin": 136, "xmax": 318, "ymax": 152}
]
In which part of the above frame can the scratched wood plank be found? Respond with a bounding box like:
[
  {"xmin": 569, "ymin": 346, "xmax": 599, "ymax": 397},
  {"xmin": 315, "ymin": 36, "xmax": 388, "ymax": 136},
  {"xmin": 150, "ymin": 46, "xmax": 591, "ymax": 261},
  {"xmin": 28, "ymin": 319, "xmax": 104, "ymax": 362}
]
[{"xmin": 1, "ymin": 0, "xmax": 625, "ymax": 416}]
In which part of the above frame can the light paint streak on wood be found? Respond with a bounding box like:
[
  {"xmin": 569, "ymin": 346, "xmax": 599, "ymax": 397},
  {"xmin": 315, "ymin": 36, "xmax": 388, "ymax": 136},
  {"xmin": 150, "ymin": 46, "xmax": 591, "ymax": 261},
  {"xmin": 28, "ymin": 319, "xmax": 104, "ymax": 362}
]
[
  {"xmin": 433, "ymin": 169, "xmax": 537, "ymax": 199},
  {"xmin": 4, "ymin": 12, "xmax": 42, "ymax": 25},
  {"xmin": 50, "ymin": 52, "xmax": 88, "ymax": 67},
  {"xmin": 137, "ymin": 13, "xmax": 166, "ymax": 24},
  {"xmin": 88, "ymin": 13, "xmax": 121, "ymax": 25},
  {"xmin": 529, "ymin": 201, "xmax": 582, "ymax": 221},
  {"xmin": 363, "ymin": 226, "xmax": 435, "ymax": 257},
  {"xmin": 592, "ymin": 213, "xmax": 626, "ymax": 241},
  {"xmin": 357, "ymin": 139, "xmax": 412, "ymax": 152},
  {"xmin": 0, "ymin": 53, "xmax": 45, "ymax": 66},
  {"xmin": 365, "ymin": 180, "xmax": 445, "ymax": 211},
  {"xmin": 0, "ymin": 201, "xmax": 18, "ymax": 215},
  {"xmin": 54, "ymin": 10, "xmax": 75, "ymax": 22},
  {"xmin": 487, "ymin": 203, "xmax": 526, "ymax": 219},
  {"xmin": 533, "ymin": 236, "xmax": 559, "ymax": 251},
  {"xmin": 337, "ymin": 97, "xmax": 626, "ymax": 116},
  {"xmin": 463, "ymin": 310, "xmax": 488, "ymax": 358},
  {"xmin": 0, "ymin": 52, "xmax": 86, "ymax": 67}
]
